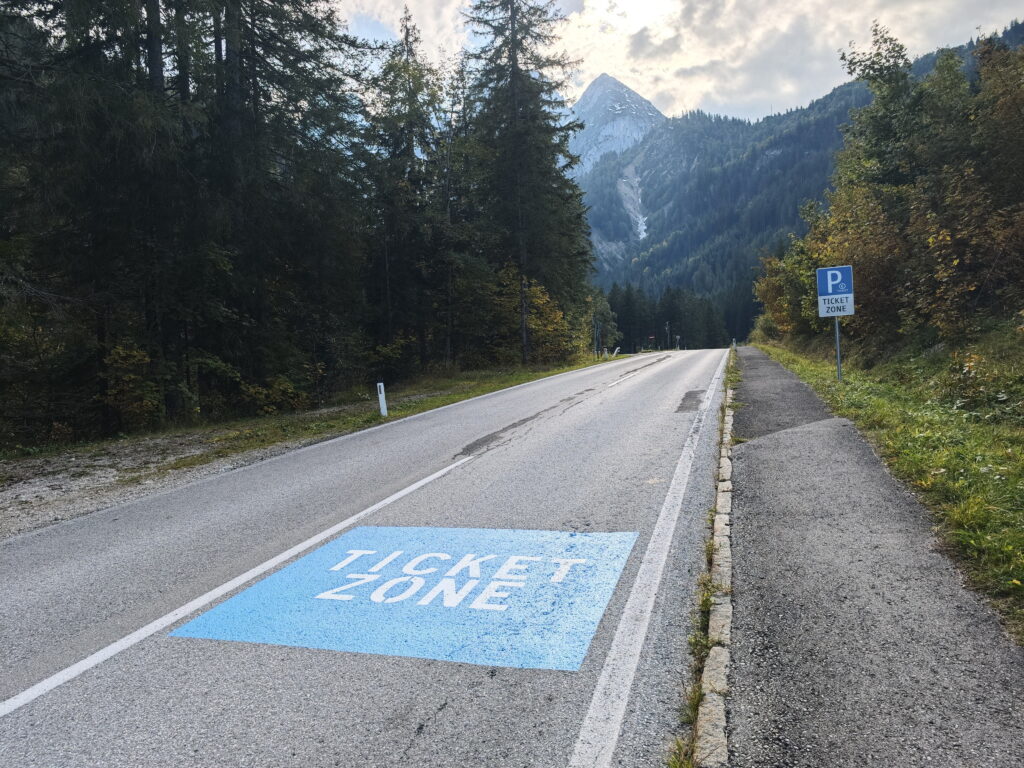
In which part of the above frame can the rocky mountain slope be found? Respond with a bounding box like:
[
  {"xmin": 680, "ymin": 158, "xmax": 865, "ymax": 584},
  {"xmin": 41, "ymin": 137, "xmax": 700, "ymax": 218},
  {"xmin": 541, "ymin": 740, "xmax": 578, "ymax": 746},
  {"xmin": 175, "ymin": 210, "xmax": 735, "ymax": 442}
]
[
  {"xmin": 568, "ymin": 73, "xmax": 665, "ymax": 176},
  {"xmin": 573, "ymin": 78, "xmax": 870, "ymax": 337}
]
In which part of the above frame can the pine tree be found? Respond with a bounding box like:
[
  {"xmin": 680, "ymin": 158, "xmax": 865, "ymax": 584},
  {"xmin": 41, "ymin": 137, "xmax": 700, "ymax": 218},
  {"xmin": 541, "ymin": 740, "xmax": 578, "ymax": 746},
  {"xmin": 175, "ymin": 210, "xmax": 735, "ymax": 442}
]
[
  {"xmin": 366, "ymin": 9, "xmax": 442, "ymax": 369},
  {"xmin": 465, "ymin": 0, "xmax": 592, "ymax": 363}
]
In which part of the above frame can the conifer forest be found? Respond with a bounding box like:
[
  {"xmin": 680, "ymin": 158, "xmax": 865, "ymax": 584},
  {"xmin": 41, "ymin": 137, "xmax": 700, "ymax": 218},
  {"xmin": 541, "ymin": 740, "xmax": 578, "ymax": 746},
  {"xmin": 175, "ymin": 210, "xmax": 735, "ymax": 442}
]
[{"xmin": 0, "ymin": 1, "xmax": 640, "ymax": 446}]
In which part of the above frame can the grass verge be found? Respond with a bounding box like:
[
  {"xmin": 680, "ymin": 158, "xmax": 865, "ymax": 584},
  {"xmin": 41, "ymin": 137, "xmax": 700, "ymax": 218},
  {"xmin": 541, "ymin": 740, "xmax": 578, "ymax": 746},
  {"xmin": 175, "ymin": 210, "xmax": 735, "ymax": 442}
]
[
  {"xmin": 3, "ymin": 356, "xmax": 626, "ymax": 476},
  {"xmin": 667, "ymin": 563, "xmax": 715, "ymax": 768},
  {"xmin": 757, "ymin": 341, "xmax": 1023, "ymax": 642}
]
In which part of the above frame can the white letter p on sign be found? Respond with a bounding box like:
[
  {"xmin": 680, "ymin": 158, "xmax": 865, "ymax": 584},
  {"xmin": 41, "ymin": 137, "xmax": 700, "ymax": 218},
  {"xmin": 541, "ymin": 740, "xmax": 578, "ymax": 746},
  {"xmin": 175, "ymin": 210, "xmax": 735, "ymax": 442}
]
[{"xmin": 827, "ymin": 270, "xmax": 842, "ymax": 293}]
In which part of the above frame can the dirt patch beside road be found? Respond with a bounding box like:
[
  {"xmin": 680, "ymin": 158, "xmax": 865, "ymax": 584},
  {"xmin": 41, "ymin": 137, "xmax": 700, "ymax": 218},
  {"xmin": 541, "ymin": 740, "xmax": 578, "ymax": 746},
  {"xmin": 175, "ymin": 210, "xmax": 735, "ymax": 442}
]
[{"xmin": 1, "ymin": 424, "xmax": 320, "ymax": 540}]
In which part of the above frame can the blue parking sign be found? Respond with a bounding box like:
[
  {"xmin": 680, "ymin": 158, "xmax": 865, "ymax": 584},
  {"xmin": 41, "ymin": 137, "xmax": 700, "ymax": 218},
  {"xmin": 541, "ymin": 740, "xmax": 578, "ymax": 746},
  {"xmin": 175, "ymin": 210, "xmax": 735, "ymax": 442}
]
[
  {"xmin": 816, "ymin": 265, "xmax": 853, "ymax": 296},
  {"xmin": 816, "ymin": 265, "xmax": 854, "ymax": 318}
]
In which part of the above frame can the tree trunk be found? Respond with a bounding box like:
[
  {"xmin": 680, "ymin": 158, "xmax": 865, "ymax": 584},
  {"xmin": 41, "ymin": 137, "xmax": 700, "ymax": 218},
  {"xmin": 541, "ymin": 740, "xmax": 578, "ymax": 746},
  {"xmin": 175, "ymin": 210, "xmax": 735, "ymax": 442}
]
[
  {"xmin": 444, "ymin": 260, "xmax": 453, "ymax": 368},
  {"xmin": 382, "ymin": 227, "xmax": 393, "ymax": 343},
  {"xmin": 145, "ymin": 0, "xmax": 164, "ymax": 91},
  {"xmin": 509, "ymin": 1, "xmax": 530, "ymax": 364},
  {"xmin": 64, "ymin": 0, "xmax": 88, "ymax": 49},
  {"xmin": 519, "ymin": 270, "xmax": 529, "ymax": 364},
  {"xmin": 246, "ymin": 11, "xmax": 260, "ymax": 136},
  {"xmin": 173, "ymin": 0, "xmax": 190, "ymax": 101},
  {"xmin": 127, "ymin": 0, "xmax": 143, "ymax": 76},
  {"xmin": 417, "ymin": 284, "xmax": 428, "ymax": 366},
  {"xmin": 223, "ymin": 0, "xmax": 242, "ymax": 182},
  {"xmin": 224, "ymin": 0, "xmax": 242, "ymax": 117},
  {"xmin": 95, "ymin": 307, "xmax": 114, "ymax": 435},
  {"xmin": 212, "ymin": 3, "xmax": 224, "ymax": 96}
]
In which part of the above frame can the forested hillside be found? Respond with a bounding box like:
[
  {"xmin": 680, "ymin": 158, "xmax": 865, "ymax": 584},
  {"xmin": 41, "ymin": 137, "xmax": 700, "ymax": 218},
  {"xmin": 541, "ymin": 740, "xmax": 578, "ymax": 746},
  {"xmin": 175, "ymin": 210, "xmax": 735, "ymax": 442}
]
[
  {"xmin": 581, "ymin": 83, "xmax": 872, "ymax": 338},
  {"xmin": 756, "ymin": 25, "xmax": 1024, "ymax": 352},
  {"xmin": 0, "ymin": 1, "xmax": 597, "ymax": 448},
  {"xmin": 606, "ymin": 284, "xmax": 729, "ymax": 353},
  {"xmin": 580, "ymin": 20, "xmax": 1024, "ymax": 340}
]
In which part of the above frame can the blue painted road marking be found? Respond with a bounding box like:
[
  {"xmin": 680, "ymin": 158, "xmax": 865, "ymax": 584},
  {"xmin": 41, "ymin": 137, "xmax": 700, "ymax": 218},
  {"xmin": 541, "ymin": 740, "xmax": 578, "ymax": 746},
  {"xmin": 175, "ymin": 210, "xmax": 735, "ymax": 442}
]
[{"xmin": 171, "ymin": 526, "xmax": 638, "ymax": 670}]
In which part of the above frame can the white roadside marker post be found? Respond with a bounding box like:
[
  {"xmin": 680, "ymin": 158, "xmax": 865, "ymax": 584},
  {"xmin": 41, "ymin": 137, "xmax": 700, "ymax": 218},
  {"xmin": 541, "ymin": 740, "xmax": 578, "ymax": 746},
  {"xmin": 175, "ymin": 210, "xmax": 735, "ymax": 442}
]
[{"xmin": 377, "ymin": 382, "xmax": 388, "ymax": 417}]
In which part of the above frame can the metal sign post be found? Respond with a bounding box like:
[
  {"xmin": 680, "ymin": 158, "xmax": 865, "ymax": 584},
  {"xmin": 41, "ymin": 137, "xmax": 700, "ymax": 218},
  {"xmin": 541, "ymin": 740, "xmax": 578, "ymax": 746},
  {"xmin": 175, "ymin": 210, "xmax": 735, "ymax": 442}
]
[
  {"xmin": 816, "ymin": 265, "xmax": 854, "ymax": 382},
  {"xmin": 834, "ymin": 317, "xmax": 843, "ymax": 383}
]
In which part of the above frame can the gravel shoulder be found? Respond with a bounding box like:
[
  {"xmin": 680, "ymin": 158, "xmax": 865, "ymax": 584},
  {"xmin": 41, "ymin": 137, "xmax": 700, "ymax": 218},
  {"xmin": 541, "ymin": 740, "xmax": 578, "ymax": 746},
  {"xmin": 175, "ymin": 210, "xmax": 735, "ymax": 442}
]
[
  {"xmin": 727, "ymin": 346, "xmax": 1024, "ymax": 767},
  {"xmin": 0, "ymin": 423, "xmax": 327, "ymax": 541},
  {"xmin": 0, "ymin": 394, "xmax": 443, "ymax": 541}
]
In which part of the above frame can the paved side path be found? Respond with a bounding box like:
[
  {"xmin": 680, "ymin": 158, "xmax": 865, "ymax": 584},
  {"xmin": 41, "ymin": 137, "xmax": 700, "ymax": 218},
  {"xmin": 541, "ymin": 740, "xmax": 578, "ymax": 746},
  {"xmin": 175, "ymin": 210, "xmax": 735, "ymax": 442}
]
[{"xmin": 728, "ymin": 346, "xmax": 1024, "ymax": 767}]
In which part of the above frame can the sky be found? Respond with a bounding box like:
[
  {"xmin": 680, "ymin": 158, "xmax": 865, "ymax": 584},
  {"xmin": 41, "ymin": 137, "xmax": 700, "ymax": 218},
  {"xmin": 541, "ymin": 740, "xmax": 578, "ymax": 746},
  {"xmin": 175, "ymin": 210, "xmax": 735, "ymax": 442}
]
[{"xmin": 343, "ymin": 1, "xmax": 1021, "ymax": 120}]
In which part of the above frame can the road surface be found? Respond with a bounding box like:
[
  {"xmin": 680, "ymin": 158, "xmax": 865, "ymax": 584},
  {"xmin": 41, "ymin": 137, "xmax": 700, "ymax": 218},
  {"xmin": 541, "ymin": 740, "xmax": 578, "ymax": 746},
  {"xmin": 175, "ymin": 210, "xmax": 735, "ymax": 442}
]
[
  {"xmin": 1, "ymin": 349, "xmax": 727, "ymax": 768},
  {"xmin": 727, "ymin": 347, "xmax": 1024, "ymax": 767}
]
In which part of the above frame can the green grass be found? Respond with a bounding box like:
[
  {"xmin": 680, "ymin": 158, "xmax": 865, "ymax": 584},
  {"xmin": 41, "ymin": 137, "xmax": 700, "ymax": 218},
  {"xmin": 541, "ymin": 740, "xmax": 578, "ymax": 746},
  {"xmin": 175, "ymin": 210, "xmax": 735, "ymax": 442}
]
[
  {"xmin": 666, "ymin": 569, "xmax": 716, "ymax": 768},
  {"xmin": 4, "ymin": 356, "xmax": 626, "ymax": 476},
  {"xmin": 666, "ymin": 505, "xmax": 725, "ymax": 768},
  {"xmin": 757, "ymin": 333, "xmax": 1024, "ymax": 642},
  {"xmin": 724, "ymin": 346, "xmax": 742, "ymax": 391}
]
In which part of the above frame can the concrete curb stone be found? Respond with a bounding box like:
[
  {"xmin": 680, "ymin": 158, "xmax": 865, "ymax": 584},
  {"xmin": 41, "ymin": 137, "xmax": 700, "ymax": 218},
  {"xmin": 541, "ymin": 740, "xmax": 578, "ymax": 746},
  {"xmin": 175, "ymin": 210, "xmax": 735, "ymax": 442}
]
[{"xmin": 693, "ymin": 373, "xmax": 735, "ymax": 768}]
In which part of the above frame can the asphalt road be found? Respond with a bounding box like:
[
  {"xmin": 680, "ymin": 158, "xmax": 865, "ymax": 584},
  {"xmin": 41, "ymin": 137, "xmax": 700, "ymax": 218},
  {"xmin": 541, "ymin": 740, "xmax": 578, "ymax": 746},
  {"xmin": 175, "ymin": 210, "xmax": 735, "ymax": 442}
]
[{"xmin": 0, "ymin": 349, "xmax": 727, "ymax": 768}]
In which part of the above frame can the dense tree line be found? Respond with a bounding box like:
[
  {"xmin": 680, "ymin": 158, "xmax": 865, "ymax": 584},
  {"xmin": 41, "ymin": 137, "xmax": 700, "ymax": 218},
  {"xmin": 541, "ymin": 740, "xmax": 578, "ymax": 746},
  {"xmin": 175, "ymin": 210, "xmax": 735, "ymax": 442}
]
[
  {"xmin": 755, "ymin": 25, "xmax": 1024, "ymax": 347},
  {"xmin": 607, "ymin": 284, "xmax": 728, "ymax": 353},
  {"xmin": 0, "ymin": 1, "xmax": 597, "ymax": 447}
]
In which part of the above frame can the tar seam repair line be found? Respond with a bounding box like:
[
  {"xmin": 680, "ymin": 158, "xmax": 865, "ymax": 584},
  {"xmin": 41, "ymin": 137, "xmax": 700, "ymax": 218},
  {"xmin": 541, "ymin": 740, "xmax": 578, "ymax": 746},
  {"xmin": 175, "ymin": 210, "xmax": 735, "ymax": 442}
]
[
  {"xmin": 606, "ymin": 353, "xmax": 675, "ymax": 388},
  {"xmin": 568, "ymin": 349, "xmax": 728, "ymax": 768},
  {"xmin": 0, "ymin": 456, "xmax": 474, "ymax": 719}
]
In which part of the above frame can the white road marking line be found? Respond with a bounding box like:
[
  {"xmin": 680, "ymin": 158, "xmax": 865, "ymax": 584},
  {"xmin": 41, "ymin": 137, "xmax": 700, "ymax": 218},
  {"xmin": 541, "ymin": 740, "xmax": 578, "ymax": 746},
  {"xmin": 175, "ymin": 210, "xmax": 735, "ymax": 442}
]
[
  {"xmin": 568, "ymin": 349, "xmax": 728, "ymax": 768},
  {"xmin": 0, "ymin": 456, "xmax": 474, "ymax": 719},
  {"xmin": 605, "ymin": 370, "xmax": 641, "ymax": 388}
]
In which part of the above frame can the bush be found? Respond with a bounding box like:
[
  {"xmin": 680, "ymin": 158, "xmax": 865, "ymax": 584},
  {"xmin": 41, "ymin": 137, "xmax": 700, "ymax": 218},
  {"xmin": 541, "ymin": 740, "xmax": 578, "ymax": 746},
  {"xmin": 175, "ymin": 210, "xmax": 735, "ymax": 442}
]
[
  {"xmin": 103, "ymin": 343, "xmax": 162, "ymax": 431},
  {"xmin": 749, "ymin": 313, "xmax": 782, "ymax": 343}
]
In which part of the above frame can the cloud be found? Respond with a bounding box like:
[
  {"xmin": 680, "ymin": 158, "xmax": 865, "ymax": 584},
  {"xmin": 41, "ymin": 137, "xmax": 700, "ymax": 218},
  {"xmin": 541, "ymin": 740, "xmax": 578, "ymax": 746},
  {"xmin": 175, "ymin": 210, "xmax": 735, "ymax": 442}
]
[
  {"xmin": 563, "ymin": 0, "xmax": 1023, "ymax": 118},
  {"xmin": 674, "ymin": 60, "xmax": 725, "ymax": 79},
  {"xmin": 629, "ymin": 27, "xmax": 683, "ymax": 60},
  {"xmin": 673, "ymin": 13, "xmax": 845, "ymax": 116},
  {"xmin": 342, "ymin": 0, "xmax": 1024, "ymax": 119},
  {"xmin": 342, "ymin": 0, "xmax": 469, "ymax": 59}
]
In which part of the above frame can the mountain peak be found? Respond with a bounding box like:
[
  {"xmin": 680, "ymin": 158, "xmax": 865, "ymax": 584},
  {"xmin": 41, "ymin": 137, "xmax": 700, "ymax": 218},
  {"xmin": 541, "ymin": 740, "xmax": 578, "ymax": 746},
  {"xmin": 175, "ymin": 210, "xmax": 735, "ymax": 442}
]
[
  {"xmin": 576, "ymin": 74, "xmax": 663, "ymax": 116},
  {"xmin": 570, "ymin": 75, "xmax": 666, "ymax": 176},
  {"xmin": 591, "ymin": 72, "xmax": 620, "ymax": 86}
]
